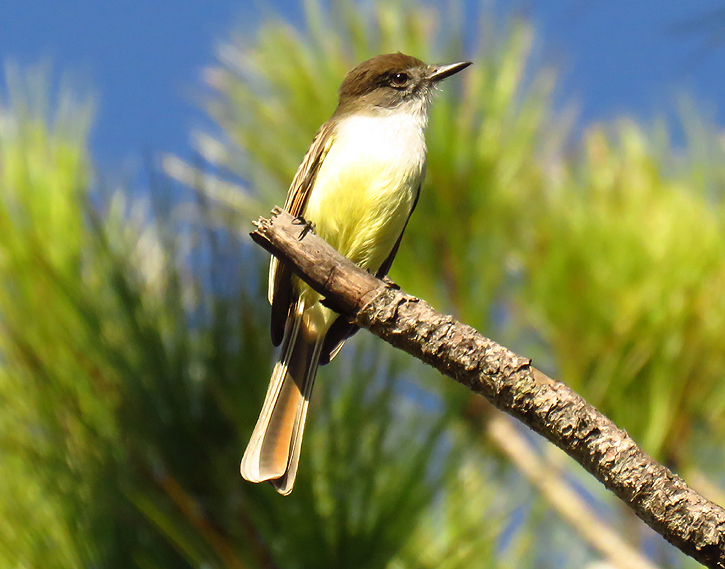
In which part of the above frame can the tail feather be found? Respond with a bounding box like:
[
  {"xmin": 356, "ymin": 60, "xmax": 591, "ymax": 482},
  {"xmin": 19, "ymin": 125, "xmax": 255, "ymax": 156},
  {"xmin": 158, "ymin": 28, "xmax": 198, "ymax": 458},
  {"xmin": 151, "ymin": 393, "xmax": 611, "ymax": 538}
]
[
  {"xmin": 270, "ymin": 337, "xmax": 323, "ymax": 495},
  {"xmin": 241, "ymin": 304, "xmax": 324, "ymax": 494}
]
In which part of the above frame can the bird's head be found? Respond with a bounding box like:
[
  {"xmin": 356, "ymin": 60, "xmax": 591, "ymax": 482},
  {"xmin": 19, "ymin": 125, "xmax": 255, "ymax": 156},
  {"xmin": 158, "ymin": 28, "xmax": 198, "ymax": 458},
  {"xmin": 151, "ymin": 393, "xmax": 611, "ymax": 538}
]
[{"xmin": 336, "ymin": 52, "xmax": 471, "ymax": 116}]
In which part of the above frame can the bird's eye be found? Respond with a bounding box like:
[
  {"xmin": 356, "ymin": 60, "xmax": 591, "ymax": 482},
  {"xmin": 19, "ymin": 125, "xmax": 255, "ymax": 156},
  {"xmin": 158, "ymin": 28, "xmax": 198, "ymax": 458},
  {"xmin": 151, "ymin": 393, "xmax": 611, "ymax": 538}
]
[{"xmin": 390, "ymin": 72, "xmax": 410, "ymax": 88}]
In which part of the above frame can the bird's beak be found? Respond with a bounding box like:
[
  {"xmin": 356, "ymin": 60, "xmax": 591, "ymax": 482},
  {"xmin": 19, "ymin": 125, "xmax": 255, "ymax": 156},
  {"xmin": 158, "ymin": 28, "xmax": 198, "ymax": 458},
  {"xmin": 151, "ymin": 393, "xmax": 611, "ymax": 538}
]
[{"xmin": 427, "ymin": 61, "xmax": 472, "ymax": 82}]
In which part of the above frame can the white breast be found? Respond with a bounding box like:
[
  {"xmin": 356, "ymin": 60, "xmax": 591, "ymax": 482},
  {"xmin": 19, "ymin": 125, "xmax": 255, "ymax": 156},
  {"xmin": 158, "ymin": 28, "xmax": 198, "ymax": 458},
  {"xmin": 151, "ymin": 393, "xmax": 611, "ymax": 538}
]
[{"xmin": 331, "ymin": 105, "xmax": 428, "ymax": 175}]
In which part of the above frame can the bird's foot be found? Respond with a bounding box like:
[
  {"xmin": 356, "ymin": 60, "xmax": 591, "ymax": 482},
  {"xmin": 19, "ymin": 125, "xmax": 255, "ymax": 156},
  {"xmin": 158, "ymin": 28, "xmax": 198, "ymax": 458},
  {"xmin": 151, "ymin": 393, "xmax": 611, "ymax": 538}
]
[{"xmin": 292, "ymin": 216, "xmax": 316, "ymax": 240}]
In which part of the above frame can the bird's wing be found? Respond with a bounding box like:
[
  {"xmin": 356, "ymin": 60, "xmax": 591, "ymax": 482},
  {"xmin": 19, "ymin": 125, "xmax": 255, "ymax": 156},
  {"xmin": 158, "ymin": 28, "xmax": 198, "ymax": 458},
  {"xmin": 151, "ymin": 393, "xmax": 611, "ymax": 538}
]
[{"xmin": 269, "ymin": 121, "xmax": 336, "ymax": 346}]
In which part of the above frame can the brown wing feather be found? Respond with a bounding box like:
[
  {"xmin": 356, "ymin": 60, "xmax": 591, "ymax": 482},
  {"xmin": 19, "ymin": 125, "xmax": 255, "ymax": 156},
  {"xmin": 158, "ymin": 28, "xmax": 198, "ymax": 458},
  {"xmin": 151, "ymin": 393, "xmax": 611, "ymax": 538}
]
[{"xmin": 270, "ymin": 122, "xmax": 336, "ymax": 346}]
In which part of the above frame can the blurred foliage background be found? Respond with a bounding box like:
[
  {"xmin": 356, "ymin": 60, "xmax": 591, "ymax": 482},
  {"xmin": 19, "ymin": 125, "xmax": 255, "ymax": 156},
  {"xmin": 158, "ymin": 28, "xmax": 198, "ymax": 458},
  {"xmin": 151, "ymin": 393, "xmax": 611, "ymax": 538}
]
[{"xmin": 1, "ymin": 0, "xmax": 724, "ymax": 567}]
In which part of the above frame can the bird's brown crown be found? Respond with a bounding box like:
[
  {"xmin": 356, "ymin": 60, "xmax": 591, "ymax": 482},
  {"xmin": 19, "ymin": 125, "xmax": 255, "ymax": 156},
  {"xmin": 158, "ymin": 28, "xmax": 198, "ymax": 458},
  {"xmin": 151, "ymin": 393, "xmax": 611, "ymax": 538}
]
[{"xmin": 338, "ymin": 52, "xmax": 426, "ymax": 104}]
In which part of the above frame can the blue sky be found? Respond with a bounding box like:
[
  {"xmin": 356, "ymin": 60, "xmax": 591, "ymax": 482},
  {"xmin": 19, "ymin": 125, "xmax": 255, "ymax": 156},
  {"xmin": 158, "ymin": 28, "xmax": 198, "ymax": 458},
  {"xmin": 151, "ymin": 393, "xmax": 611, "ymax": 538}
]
[{"xmin": 2, "ymin": 0, "xmax": 725, "ymax": 169}]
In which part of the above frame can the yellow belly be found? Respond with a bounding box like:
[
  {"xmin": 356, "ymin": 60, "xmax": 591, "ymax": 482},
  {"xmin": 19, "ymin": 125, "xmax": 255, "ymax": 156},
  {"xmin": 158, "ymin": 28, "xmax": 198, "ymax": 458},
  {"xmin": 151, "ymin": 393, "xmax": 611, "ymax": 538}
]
[
  {"xmin": 306, "ymin": 168, "xmax": 415, "ymax": 268},
  {"xmin": 299, "ymin": 170, "xmax": 417, "ymax": 329}
]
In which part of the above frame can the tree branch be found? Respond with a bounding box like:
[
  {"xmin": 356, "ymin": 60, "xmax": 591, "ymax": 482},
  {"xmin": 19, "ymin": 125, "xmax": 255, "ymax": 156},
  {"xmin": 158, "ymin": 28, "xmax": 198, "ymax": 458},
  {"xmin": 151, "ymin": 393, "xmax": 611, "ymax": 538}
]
[
  {"xmin": 250, "ymin": 207, "xmax": 725, "ymax": 569},
  {"xmin": 487, "ymin": 412, "xmax": 660, "ymax": 569}
]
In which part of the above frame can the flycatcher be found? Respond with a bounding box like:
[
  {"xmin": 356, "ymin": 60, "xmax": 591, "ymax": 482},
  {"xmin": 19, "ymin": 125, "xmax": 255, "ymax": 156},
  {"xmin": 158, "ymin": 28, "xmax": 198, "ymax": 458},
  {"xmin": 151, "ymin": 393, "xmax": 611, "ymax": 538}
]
[{"xmin": 241, "ymin": 52, "xmax": 471, "ymax": 495}]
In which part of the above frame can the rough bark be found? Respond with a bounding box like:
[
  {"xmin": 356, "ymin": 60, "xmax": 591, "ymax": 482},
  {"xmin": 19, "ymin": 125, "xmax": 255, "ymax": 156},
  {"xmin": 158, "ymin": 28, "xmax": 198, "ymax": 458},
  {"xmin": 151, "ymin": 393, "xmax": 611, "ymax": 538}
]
[{"xmin": 250, "ymin": 207, "xmax": 725, "ymax": 568}]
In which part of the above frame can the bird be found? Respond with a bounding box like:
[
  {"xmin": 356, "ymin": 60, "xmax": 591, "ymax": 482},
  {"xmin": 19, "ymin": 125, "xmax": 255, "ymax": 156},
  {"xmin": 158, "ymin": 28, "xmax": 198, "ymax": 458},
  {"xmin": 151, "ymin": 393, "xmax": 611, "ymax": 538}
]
[{"xmin": 241, "ymin": 52, "xmax": 471, "ymax": 495}]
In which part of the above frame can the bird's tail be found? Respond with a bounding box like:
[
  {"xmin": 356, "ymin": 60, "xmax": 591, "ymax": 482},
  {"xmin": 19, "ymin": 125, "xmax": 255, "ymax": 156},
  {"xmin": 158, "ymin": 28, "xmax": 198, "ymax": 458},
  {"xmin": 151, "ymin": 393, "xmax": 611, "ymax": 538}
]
[{"xmin": 241, "ymin": 303, "xmax": 324, "ymax": 495}]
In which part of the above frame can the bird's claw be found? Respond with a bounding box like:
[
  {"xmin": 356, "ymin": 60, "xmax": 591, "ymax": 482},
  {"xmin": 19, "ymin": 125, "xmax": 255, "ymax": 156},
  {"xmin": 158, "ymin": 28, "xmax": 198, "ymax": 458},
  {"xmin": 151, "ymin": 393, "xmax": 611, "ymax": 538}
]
[{"xmin": 292, "ymin": 216, "xmax": 316, "ymax": 241}]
